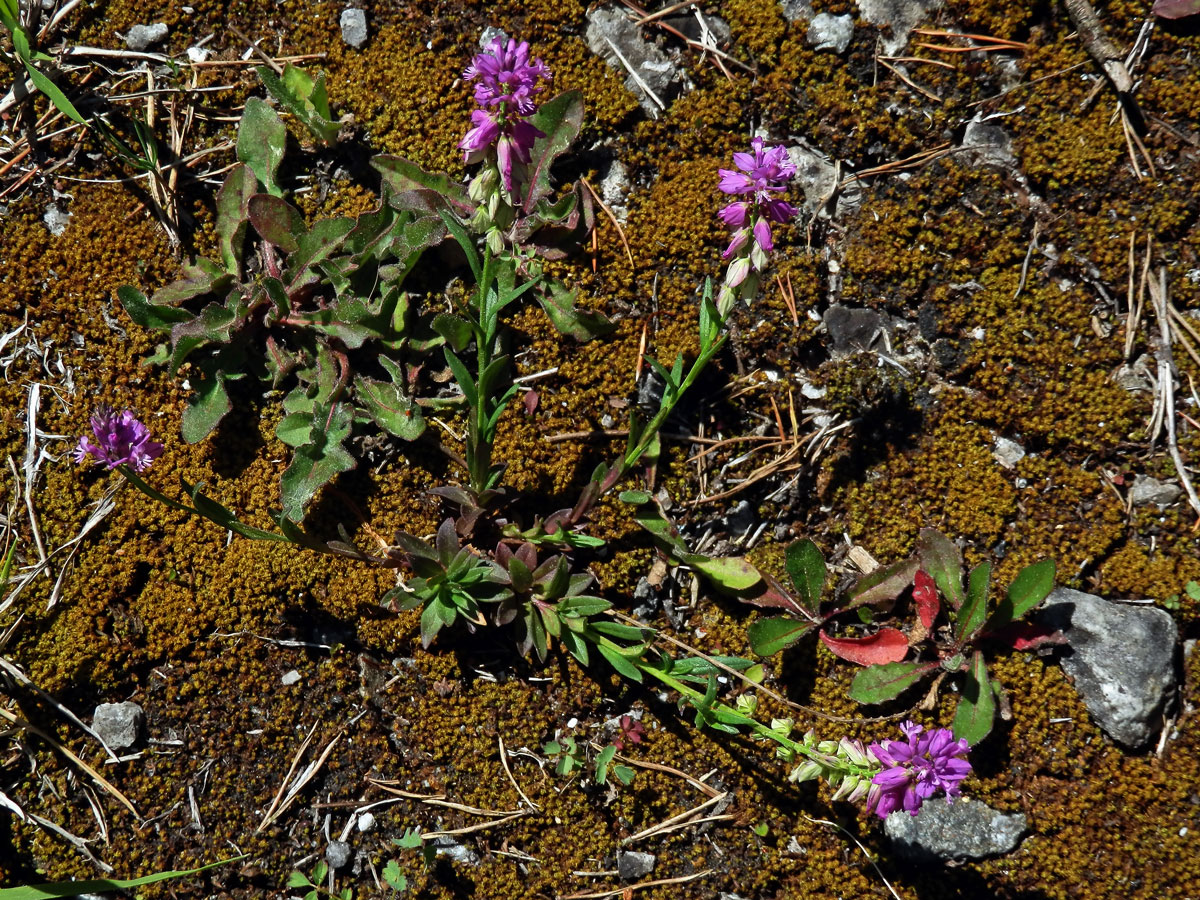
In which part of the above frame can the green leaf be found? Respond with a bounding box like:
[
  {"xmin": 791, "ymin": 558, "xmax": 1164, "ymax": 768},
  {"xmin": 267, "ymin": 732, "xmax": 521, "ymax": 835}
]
[
  {"xmin": 117, "ymin": 285, "xmax": 192, "ymax": 331},
  {"xmin": 0, "ymin": 856, "xmax": 245, "ymax": 900},
  {"xmin": 618, "ymin": 490, "xmax": 651, "ymax": 505},
  {"xmin": 355, "ymin": 372, "xmax": 425, "ymax": 441},
  {"xmin": 279, "ymin": 402, "xmax": 356, "ymax": 522},
  {"xmin": 432, "ymin": 313, "xmax": 476, "ymax": 352},
  {"xmin": 849, "ymin": 557, "xmax": 919, "ymax": 608},
  {"xmin": 151, "ymin": 258, "xmax": 233, "ymax": 306},
  {"xmin": 848, "ymin": 661, "xmax": 937, "ymax": 704},
  {"xmin": 523, "ymin": 91, "xmax": 584, "ymax": 212},
  {"xmin": 237, "ymin": 98, "xmax": 287, "ymax": 196},
  {"xmin": 21, "ymin": 59, "xmax": 87, "ymax": 125},
  {"xmin": 595, "ymin": 744, "xmax": 617, "ymax": 784},
  {"xmin": 285, "ymin": 216, "xmax": 356, "ymax": 289},
  {"xmin": 443, "ymin": 349, "xmax": 478, "ymax": 409},
  {"xmin": 955, "ymin": 561, "xmax": 991, "ymax": 643},
  {"xmin": 381, "ymin": 859, "xmax": 407, "ymax": 892},
  {"xmin": 216, "ymin": 164, "xmax": 256, "ymax": 276},
  {"xmin": 916, "ymin": 528, "xmax": 965, "ymax": 609},
  {"xmin": 688, "ymin": 555, "xmax": 763, "ymax": 593},
  {"xmin": 784, "ymin": 539, "xmax": 826, "ymax": 612},
  {"xmin": 952, "ymin": 650, "xmax": 996, "ymax": 746},
  {"xmin": 988, "ymin": 558, "xmax": 1056, "ymax": 630},
  {"xmin": 181, "ymin": 371, "xmax": 231, "ymax": 443},
  {"xmin": 287, "ymin": 872, "xmax": 312, "ymax": 889},
  {"xmin": 256, "ymin": 65, "xmax": 340, "ymax": 145},
  {"xmin": 748, "ymin": 616, "xmax": 812, "ymax": 657},
  {"xmin": 275, "ymin": 411, "xmax": 313, "ymax": 448},
  {"xmin": 371, "ymin": 155, "xmax": 474, "ymax": 216},
  {"xmin": 248, "ymin": 194, "xmax": 304, "ymax": 253},
  {"xmin": 598, "ymin": 643, "xmax": 644, "ymax": 682},
  {"xmin": 537, "ymin": 279, "xmax": 612, "ymax": 341}
]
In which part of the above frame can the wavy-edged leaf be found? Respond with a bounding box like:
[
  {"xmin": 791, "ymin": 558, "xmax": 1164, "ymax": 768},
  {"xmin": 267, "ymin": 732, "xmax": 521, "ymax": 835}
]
[
  {"xmin": 848, "ymin": 660, "xmax": 938, "ymax": 705},
  {"xmin": 150, "ymin": 258, "xmax": 232, "ymax": 307},
  {"xmin": 117, "ymin": 285, "xmax": 192, "ymax": 331},
  {"xmin": 285, "ymin": 216, "xmax": 355, "ymax": 289},
  {"xmin": 523, "ymin": 90, "xmax": 584, "ymax": 212},
  {"xmin": 248, "ymin": 194, "xmax": 304, "ymax": 253},
  {"xmin": 818, "ymin": 628, "xmax": 909, "ymax": 666},
  {"xmin": 256, "ymin": 64, "xmax": 339, "ymax": 145},
  {"xmin": 237, "ymin": 98, "xmax": 286, "ymax": 196},
  {"xmin": 372, "ymin": 155, "xmax": 473, "ymax": 216},
  {"xmin": 355, "ymin": 371, "xmax": 425, "ymax": 440},
  {"xmin": 537, "ymin": 279, "xmax": 612, "ymax": 341},
  {"xmin": 748, "ymin": 616, "xmax": 812, "ymax": 657},
  {"xmin": 951, "ymin": 650, "xmax": 995, "ymax": 745},
  {"xmin": 181, "ymin": 370, "xmax": 230, "ymax": 443},
  {"xmin": 216, "ymin": 164, "xmax": 256, "ymax": 275},
  {"xmin": 279, "ymin": 402, "xmax": 356, "ymax": 522}
]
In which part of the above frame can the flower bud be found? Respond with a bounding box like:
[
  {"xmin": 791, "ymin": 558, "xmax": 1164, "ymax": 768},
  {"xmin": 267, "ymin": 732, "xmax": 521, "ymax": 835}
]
[{"xmin": 789, "ymin": 760, "xmax": 823, "ymax": 783}]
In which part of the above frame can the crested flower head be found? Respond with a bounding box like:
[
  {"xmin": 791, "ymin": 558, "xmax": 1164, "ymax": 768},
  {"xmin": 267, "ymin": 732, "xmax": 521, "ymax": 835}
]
[
  {"xmin": 73, "ymin": 406, "xmax": 163, "ymax": 473},
  {"xmin": 464, "ymin": 37, "xmax": 551, "ymax": 116},
  {"xmin": 717, "ymin": 137, "xmax": 798, "ymax": 261},
  {"xmin": 866, "ymin": 721, "xmax": 972, "ymax": 818}
]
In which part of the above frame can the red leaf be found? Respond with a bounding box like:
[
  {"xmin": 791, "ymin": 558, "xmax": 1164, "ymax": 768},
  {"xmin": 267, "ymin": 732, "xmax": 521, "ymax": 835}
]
[
  {"xmin": 1154, "ymin": 0, "xmax": 1200, "ymax": 20},
  {"xmin": 913, "ymin": 569, "xmax": 940, "ymax": 631},
  {"xmin": 986, "ymin": 622, "xmax": 1068, "ymax": 651},
  {"xmin": 819, "ymin": 628, "xmax": 909, "ymax": 666}
]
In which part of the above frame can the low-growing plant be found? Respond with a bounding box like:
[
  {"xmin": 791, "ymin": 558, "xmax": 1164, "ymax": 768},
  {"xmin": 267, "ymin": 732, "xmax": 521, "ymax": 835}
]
[{"xmin": 749, "ymin": 529, "xmax": 1058, "ymax": 745}]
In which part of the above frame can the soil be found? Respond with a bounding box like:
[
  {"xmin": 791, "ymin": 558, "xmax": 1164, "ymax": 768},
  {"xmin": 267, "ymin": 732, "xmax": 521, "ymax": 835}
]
[{"xmin": 1, "ymin": 1, "xmax": 1199, "ymax": 898}]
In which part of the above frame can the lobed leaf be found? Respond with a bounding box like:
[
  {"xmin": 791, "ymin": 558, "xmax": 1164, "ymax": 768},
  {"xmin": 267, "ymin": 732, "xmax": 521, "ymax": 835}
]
[{"xmin": 279, "ymin": 402, "xmax": 356, "ymax": 522}]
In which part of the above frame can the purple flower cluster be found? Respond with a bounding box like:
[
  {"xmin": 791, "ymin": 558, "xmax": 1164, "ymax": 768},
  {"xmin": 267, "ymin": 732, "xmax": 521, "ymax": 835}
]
[
  {"xmin": 73, "ymin": 406, "xmax": 162, "ymax": 473},
  {"xmin": 460, "ymin": 37, "xmax": 552, "ymax": 197},
  {"xmin": 717, "ymin": 137, "xmax": 798, "ymax": 261},
  {"xmin": 866, "ymin": 721, "xmax": 972, "ymax": 818}
]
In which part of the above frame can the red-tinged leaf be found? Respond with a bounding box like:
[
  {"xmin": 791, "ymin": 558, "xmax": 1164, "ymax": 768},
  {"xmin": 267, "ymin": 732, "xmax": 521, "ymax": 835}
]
[
  {"xmin": 848, "ymin": 660, "xmax": 939, "ymax": 704},
  {"xmin": 818, "ymin": 628, "xmax": 909, "ymax": 666},
  {"xmin": 916, "ymin": 528, "xmax": 964, "ymax": 609},
  {"xmin": 1154, "ymin": 0, "xmax": 1200, "ymax": 19},
  {"xmin": 849, "ymin": 557, "xmax": 918, "ymax": 610},
  {"xmin": 984, "ymin": 621, "xmax": 1068, "ymax": 651},
  {"xmin": 737, "ymin": 572, "xmax": 808, "ymax": 615},
  {"xmin": 913, "ymin": 569, "xmax": 939, "ymax": 631}
]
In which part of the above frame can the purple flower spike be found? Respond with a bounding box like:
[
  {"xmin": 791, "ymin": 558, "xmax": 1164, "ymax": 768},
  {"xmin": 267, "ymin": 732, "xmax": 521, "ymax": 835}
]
[
  {"xmin": 718, "ymin": 137, "xmax": 797, "ymax": 203},
  {"xmin": 866, "ymin": 721, "xmax": 972, "ymax": 819},
  {"xmin": 73, "ymin": 406, "xmax": 163, "ymax": 473},
  {"xmin": 464, "ymin": 38, "xmax": 551, "ymax": 116}
]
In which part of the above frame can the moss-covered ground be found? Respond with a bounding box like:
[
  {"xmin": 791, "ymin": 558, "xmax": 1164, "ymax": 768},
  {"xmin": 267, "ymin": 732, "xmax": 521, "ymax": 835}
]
[{"xmin": 2, "ymin": 0, "xmax": 1199, "ymax": 897}]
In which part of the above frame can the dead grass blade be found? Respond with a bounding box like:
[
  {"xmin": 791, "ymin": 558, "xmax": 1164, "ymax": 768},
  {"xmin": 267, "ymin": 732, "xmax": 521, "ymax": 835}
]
[{"xmin": 256, "ymin": 724, "xmax": 342, "ymax": 833}]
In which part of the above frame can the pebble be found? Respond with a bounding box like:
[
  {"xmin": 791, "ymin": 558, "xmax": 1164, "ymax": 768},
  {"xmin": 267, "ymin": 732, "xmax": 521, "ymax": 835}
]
[
  {"xmin": 92, "ymin": 701, "xmax": 144, "ymax": 750},
  {"xmin": 617, "ymin": 850, "xmax": 657, "ymax": 880},
  {"xmin": 122, "ymin": 23, "xmax": 169, "ymax": 52},
  {"xmin": 339, "ymin": 8, "xmax": 368, "ymax": 49}
]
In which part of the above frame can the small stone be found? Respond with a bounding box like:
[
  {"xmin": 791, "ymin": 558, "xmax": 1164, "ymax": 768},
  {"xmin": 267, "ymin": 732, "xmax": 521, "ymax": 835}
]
[
  {"xmin": 823, "ymin": 305, "xmax": 891, "ymax": 355},
  {"xmin": 962, "ymin": 118, "xmax": 1016, "ymax": 168},
  {"xmin": 617, "ymin": 850, "xmax": 656, "ymax": 880},
  {"xmin": 43, "ymin": 204, "xmax": 70, "ymax": 236},
  {"xmin": 339, "ymin": 8, "xmax": 368, "ymax": 49},
  {"xmin": 122, "ymin": 23, "xmax": 169, "ymax": 51},
  {"xmin": 884, "ymin": 797, "xmax": 1027, "ymax": 860},
  {"xmin": 1037, "ymin": 587, "xmax": 1178, "ymax": 748},
  {"xmin": 599, "ymin": 159, "xmax": 631, "ymax": 222},
  {"xmin": 1129, "ymin": 474, "xmax": 1182, "ymax": 508},
  {"xmin": 92, "ymin": 702, "xmax": 144, "ymax": 750},
  {"xmin": 280, "ymin": 669, "xmax": 301, "ymax": 686},
  {"xmin": 992, "ymin": 436, "xmax": 1026, "ymax": 469},
  {"xmin": 357, "ymin": 812, "xmax": 376, "ymax": 833},
  {"xmin": 325, "ymin": 840, "xmax": 352, "ymax": 870},
  {"xmin": 431, "ymin": 836, "xmax": 480, "ymax": 866},
  {"xmin": 857, "ymin": 0, "xmax": 945, "ymax": 55},
  {"xmin": 779, "ymin": 0, "xmax": 814, "ymax": 22},
  {"xmin": 807, "ymin": 13, "xmax": 854, "ymax": 54}
]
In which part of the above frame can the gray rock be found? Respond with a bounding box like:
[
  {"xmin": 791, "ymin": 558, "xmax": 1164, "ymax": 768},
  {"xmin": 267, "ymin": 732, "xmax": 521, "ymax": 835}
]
[
  {"xmin": 339, "ymin": 8, "xmax": 368, "ymax": 49},
  {"xmin": 122, "ymin": 23, "xmax": 169, "ymax": 51},
  {"xmin": 325, "ymin": 840, "xmax": 352, "ymax": 870},
  {"xmin": 787, "ymin": 143, "xmax": 842, "ymax": 220},
  {"xmin": 824, "ymin": 305, "xmax": 891, "ymax": 355},
  {"xmin": 280, "ymin": 669, "xmax": 301, "ymax": 686},
  {"xmin": 808, "ymin": 13, "xmax": 854, "ymax": 54},
  {"xmin": 884, "ymin": 797, "xmax": 1027, "ymax": 860},
  {"xmin": 586, "ymin": 5, "xmax": 682, "ymax": 117},
  {"xmin": 92, "ymin": 701, "xmax": 143, "ymax": 750},
  {"xmin": 599, "ymin": 159, "xmax": 632, "ymax": 222},
  {"xmin": 962, "ymin": 118, "xmax": 1016, "ymax": 168},
  {"xmin": 1129, "ymin": 474, "xmax": 1182, "ymax": 508},
  {"xmin": 780, "ymin": 0, "xmax": 814, "ymax": 22},
  {"xmin": 432, "ymin": 835, "xmax": 480, "ymax": 866},
  {"xmin": 617, "ymin": 850, "xmax": 657, "ymax": 880},
  {"xmin": 43, "ymin": 203, "xmax": 70, "ymax": 236},
  {"xmin": 1037, "ymin": 587, "xmax": 1177, "ymax": 748},
  {"xmin": 857, "ymin": 0, "xmax": 945, "ymax": 55}
]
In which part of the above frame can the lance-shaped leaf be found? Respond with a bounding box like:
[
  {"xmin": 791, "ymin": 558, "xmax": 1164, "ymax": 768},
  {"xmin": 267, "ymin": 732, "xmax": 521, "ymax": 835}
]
[
  {"xmin": 150, "ymin": 258, "xmax": 233, "ymax": 307},
  {"xmin": 912, "ymin": 568, "xmax": 940, "ymax": 630},
  {"xmin": 117, "ymin": 285, "xmax": 192, "ymax": 331},
  {"xmin": 951, "ymin": 650, "xmax": 996, "ymax": 746},
  {"xmin": 537, "ymin": 279, "xmax": 612, "ymax": 341},
  {"xmin": 522, "ymin": 91, "xmax": 584, "ymax": 213},
  {"xmin": 686, "ymin": 555, "xmax": 763, "ymax": 594},
  {"xmin": 372, "ymin": 155, "xmax": 474, "ymax": 216},
  {"xmin": 916, "ymin": 528, "xmax": 965, "ymax": 609},
  {"xmin": 279, "ymin": 401, "xmax": 356, "ymax": 522},
  {"xmin": 248, "ymin": 194, "xmax": 304, "ymax": 253},
  {"xmin": 256, "ymin": 64, "xmax": 339, "ymax": 145},
  {"xmin": 987, "ymin": 558, "xmax": 1056, "ymax": 631},
  {"xmin": 848, "ymin": 660, "xmax": 938, "ymax": 704},
  {"xmin": 955, "ymin": 561, "xmax": 991, "ymax": 643},
  {"xmin": 818, "ymin": 628, "xmax": 909, "ymax": 667},
  {"xmin": 216, "ymin": 164, "xmax": 256, "ymax": 275},
  {"xmin": 748, "ymin": 616, "xmax": 812, "ymax": 657},
  {"xmin": 784, "ymin": 539, "xmax": 826, "ymax": 614},
  {"xmin": 237, "ymin": 98, "xmax": 287, "ymax": 196},
  {"xmin": 0, "ymin": 854, "xmax": 246, "ymax": 900},
  {"xmin": 850, "ymin": 557, "xmax": 918, "ymax": 610}
]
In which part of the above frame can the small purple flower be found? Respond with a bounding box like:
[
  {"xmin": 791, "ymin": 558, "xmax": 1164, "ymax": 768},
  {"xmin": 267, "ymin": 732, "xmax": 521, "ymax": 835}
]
[
  {"xmin": 73, "ymin": 406, "xmax": 162, "ymax": 473},
  {"xmin": 464, "ymin": 38, "xmax": 551, "ymax": 116},
  {"xmin": 717, "ymin": 137, "xmax": 798, "ymax": 258},
  {"xmin": 460, "ymin": 37, "xmax": 551, "ymax": 196},
  {"xmin": 866, "ymin": 721, "xmax": 972, "ymax": 818}
]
